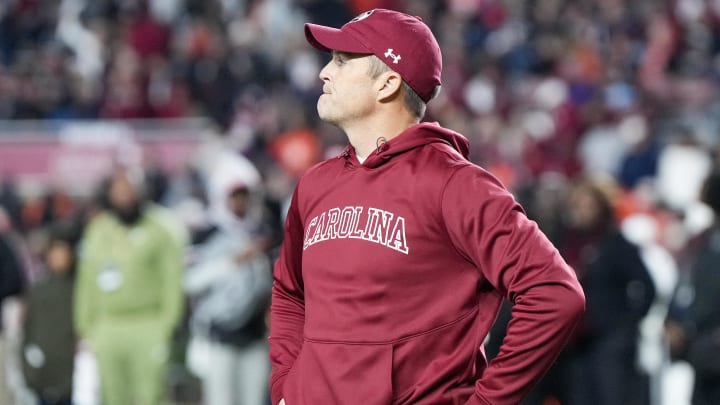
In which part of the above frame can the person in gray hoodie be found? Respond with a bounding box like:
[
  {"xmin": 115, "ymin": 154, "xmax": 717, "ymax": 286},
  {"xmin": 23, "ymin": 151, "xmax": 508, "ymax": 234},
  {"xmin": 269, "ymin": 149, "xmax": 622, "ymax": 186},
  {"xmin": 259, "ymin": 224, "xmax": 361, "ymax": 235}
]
[{"xmin": 184, "ymin": 152, "xmax": 273, "ymax": 405}]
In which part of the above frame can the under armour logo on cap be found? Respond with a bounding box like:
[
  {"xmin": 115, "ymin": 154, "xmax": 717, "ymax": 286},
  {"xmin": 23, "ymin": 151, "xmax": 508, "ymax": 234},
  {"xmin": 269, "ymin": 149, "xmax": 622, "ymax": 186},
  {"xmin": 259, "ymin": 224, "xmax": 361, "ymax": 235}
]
[
  {"xmin": 384, "ymin": 48, "xmax": 401, "ymax": 64},
  {"xmin": 351, "ymin": 10, "xmax": 374, "ymax": 22}
]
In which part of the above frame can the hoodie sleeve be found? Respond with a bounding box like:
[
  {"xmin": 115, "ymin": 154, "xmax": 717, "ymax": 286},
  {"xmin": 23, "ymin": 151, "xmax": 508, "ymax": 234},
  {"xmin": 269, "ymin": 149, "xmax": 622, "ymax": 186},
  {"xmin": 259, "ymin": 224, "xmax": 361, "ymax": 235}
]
[
  {"xmin": 441, "ymin": 165, "xmax": 585, "ymax": 405},
  {"xmin": 269, "ymin": 188, "xmax": 306, "ymax": 405}
]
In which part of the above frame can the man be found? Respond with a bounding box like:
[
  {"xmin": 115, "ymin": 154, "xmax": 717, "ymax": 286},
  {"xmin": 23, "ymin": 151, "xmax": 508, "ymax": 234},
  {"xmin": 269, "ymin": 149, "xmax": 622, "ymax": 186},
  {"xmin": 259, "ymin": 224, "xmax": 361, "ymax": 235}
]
[
  {"xmin": 74, "ymin": 167, "xmax": 186, "ymax": 405},
  {"xmin": 269, "ymin": 9, "xmax": 585, "ymax": 405}
]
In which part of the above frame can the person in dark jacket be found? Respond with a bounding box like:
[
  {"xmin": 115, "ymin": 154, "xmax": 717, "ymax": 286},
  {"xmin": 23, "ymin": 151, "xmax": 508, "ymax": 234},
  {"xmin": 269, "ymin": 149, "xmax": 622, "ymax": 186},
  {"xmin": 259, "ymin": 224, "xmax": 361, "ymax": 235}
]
[
  {"xmin": 22, "ymin": 221, "xmax": 79, "ymax": 405},
  {"xmin": 533, "ymin": 178, "xmax": 655, "ymax": 405},
  {"xmin": 666, "ymin": 169, "xmax": 720, "ymax": 405}
]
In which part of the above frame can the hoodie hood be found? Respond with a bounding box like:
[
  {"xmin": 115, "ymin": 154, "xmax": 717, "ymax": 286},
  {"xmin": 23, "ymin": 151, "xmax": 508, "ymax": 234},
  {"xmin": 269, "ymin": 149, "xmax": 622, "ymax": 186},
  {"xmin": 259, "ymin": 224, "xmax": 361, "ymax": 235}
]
[
  {"xmin": 350, "ymin": 122, "xmax": 470, "ymax": 169},
  {"xmin": 206, "ymin": 151, "xmax": 263, "ymax": 231}
]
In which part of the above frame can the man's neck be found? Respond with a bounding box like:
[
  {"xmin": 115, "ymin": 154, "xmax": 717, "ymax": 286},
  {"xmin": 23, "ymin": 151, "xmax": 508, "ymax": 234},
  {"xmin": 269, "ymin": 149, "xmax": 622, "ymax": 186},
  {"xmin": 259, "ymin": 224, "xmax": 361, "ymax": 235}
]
[{"xmin": 343, "ymin": 112, "xmax": 418, "ymax": 159}]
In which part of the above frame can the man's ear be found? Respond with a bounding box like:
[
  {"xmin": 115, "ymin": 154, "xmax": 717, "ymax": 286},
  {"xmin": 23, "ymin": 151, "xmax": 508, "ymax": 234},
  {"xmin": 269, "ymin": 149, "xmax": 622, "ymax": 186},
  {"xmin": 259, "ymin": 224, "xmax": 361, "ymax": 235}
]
[{"xmin": 375, "ymin": 71, "xmax": 403, "ymax": 102}]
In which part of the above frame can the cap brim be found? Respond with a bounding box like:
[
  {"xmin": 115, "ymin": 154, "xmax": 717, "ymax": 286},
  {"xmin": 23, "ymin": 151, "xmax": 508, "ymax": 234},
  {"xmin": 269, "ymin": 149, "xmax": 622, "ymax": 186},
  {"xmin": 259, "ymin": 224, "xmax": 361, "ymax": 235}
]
[{"xmin": 304, "ymin": 23, "xmax": 371, "ymax": 54}]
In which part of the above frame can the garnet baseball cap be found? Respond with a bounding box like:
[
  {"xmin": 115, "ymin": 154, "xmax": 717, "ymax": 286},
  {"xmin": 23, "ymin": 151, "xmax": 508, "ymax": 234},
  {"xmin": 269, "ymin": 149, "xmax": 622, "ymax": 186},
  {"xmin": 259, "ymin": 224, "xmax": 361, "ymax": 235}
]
[{"xmin": 305, "ymin": 9, "xmax": 442, "ymax": 103}]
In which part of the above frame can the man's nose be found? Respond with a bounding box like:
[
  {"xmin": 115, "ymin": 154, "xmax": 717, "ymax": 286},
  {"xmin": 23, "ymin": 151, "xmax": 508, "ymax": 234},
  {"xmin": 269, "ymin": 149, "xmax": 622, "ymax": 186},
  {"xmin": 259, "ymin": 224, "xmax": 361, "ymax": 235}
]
[{"xmin": 319, "ymin": 61, "xmax": 332, "ymax": 81}]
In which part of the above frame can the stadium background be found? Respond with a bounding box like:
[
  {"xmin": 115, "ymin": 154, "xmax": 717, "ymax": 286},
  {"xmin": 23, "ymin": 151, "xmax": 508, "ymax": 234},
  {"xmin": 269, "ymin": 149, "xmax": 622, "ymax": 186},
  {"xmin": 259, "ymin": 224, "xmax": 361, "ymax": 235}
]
[{"xmin": 2, "ymin": 0, "xmax": 720, "ymax": 404}]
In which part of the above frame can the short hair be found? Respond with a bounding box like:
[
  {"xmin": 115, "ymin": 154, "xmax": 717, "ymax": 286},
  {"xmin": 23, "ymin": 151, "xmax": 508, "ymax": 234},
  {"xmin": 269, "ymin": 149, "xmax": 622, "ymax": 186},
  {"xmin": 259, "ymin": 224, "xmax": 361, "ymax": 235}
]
[
  {"xmin": 367, "ymin": 55, "xmax": 426, "ymax": 120},
  {"xmin": 568, "ymin": 178, "xmax": 616, "ymax": 226}
]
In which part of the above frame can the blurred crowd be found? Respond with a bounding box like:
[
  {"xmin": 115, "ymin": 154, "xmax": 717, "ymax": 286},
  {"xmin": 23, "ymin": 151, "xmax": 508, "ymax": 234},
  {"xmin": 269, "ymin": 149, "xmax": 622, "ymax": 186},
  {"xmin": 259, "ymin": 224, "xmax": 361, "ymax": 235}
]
[{"xmin": 3, "ymin": 0, "xmax": 720, "ymax": 404}]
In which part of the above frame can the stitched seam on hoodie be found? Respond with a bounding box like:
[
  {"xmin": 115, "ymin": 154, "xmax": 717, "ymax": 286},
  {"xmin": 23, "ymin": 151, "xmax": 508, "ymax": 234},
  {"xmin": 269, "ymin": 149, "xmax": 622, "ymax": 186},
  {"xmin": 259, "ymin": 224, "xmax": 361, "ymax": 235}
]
[
  {"xmin": 428, "ymin": 141, "xmax": 465, "ymax": 160},
  {"xmin": 439, "ymin": 165, "xmax": 477, "ymax": 267},
  {"xmin": 303, "ymin": 306, "xmax": 477, "ymax": 345}
]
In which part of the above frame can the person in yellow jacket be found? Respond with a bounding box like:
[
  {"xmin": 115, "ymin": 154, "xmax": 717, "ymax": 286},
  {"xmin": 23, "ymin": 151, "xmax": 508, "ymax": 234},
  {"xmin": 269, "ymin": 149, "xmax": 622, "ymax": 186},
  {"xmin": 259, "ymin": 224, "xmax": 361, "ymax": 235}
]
[{"xmin": 74, "ymin": 167, "xmax": 186, "ymax": 405}]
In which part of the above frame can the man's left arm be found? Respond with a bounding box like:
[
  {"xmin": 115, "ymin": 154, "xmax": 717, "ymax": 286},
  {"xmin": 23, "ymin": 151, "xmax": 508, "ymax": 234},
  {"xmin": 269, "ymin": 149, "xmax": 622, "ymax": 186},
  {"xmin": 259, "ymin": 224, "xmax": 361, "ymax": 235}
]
[{"xmin": 441, "ymin": 166, "xmax": 585, "ymax": 405}]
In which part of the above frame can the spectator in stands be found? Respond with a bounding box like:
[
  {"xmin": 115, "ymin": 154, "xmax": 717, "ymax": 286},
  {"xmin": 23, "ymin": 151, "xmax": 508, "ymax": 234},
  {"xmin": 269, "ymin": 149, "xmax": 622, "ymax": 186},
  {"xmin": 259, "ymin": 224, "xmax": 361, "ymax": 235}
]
[
  {"xmin": 21, "ymin": 221, "xmax": 79, "ymax": 405},
  {"xmin": 538, "ymin": 177, "xmax": 655, "ymax": 405},
  {"xmin": 0, "ymin": 206, "xmax": 24, "ymax": 405},
  {"xmin": 666, "ymin": 169, "xmax": 720, "ymax": 405},
  {"xmin": 74, "ymin": 167, "xmax": 186, "ymax": 405},
  {"xmin": 185, "ymin": 152, "xmax": 272, "ymax": 405}
]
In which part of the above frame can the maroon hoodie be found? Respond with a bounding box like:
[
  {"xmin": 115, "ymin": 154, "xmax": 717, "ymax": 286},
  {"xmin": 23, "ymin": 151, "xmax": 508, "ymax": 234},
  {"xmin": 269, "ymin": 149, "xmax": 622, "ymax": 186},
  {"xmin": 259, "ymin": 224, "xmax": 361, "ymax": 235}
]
[{"xmin": 270, "ymin": 122, "xmax": 585, "ymax": 405}]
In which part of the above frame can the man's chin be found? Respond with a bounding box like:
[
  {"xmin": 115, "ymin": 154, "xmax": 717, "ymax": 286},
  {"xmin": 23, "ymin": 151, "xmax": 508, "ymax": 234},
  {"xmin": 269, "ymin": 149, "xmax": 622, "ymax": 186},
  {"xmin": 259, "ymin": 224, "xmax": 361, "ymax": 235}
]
[
  {"xmin": 317, "ymin": 97, "xmax": 335, "ymax": 119},
  {"xmin": 317, "ymin": 108, "xmax": 338, "ymax": 125}
]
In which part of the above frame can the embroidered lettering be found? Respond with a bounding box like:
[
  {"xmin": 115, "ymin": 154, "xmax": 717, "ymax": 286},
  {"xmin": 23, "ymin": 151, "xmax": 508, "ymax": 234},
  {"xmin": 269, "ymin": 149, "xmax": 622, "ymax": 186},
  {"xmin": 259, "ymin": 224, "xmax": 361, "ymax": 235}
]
[
  {"xmin": 310, "ymin": 212, "xmax": 326, "ymax": 246},
  {"xmin": 387, "ymin": 216, "xmax": 409, "ymax": 254},
  {"xmin": 367, "ymin": 208, "xmax": 393, "ymax": 246},
  {"xmin": 323, "ymin": 208, "xmax": 341, "ymax": 240},
  {"xmin": 336, "ymin": 207, "xmax": 356, "ymax": 238},
  {"xmin": 348, "ymin": 206, "xmax": 365, "ymax": 239},
  {"xmin": 303, "ymin": 206, "xmax": 409, "ymax": 254},
  {"xmin": 303, "ymin": 216, "xmax": 317, "ymax": 250}
]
